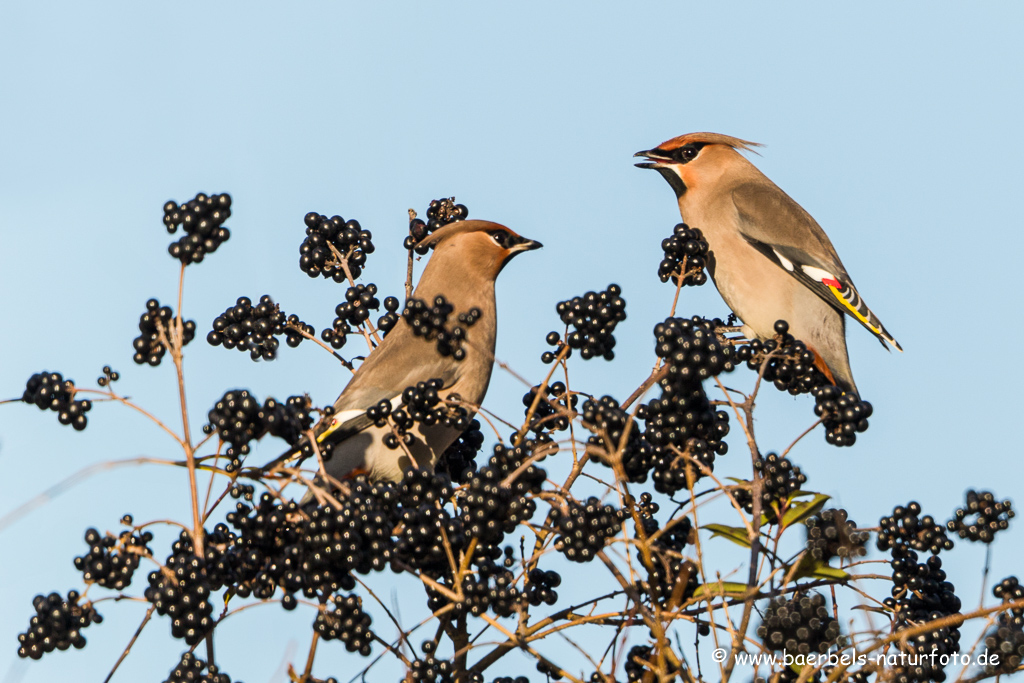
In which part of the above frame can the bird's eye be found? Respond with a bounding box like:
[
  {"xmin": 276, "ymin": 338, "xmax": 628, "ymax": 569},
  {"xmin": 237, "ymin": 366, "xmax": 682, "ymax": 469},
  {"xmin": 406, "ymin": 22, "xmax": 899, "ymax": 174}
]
[
  {"xmin": 672, "ymin": 144, "xmax": 702, "ymax": 164},
  {"xmin": 670, "ymin": 143, "xmax": 706, "ymax": 164},
  {"xmin": 490, "ymin": 231, "xmax": 508, "ymax": 246}
]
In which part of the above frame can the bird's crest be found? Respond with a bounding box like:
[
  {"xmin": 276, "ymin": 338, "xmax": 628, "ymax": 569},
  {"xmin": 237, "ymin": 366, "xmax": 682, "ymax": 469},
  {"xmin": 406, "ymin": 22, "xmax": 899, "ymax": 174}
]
[
  {"xmin": 416, "ymin": 220, "xmax": 513, "ymax": 249},
  {"xmin": 656, "ymin": 132, "xmax": 763, "ymax": 155}
]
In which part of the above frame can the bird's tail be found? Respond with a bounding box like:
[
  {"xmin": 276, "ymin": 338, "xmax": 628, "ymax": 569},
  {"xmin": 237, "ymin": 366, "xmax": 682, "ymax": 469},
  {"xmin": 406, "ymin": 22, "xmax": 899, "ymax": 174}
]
[{"xmin": 824, "ymin": 280, "xmax": 901, "ymax": 352}]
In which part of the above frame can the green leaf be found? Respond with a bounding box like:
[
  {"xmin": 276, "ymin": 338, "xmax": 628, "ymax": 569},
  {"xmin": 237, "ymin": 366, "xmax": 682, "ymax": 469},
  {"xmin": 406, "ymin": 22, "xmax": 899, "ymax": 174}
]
[
  {"xmin": 787, "ymin": 554, "xmax": 851, "ymax": 582},
  {"xmin": 693, "ymin": 581, "xmax": 749, "ymax": 599},
  {"xmin": 805, "ymin": 565, "xmax": 850, "ymax": 581},
  {"xmin": 704, "ymin": 523, "xmax": 753, "ymax": 548},
  {"xmin": 781, "ymin": 493, "xmax": 831, "ymax": 528}
]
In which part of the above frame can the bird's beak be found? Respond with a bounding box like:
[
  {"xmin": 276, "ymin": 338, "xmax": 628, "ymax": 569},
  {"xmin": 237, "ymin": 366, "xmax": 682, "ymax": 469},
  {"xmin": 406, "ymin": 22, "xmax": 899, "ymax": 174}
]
[
  {"xmin": 508, "ymin": 237, "xmax": 543, "ymax": 254},
  {"xmin": 634, "ymin": 149, "xmax": 673, "ymax": 169}
]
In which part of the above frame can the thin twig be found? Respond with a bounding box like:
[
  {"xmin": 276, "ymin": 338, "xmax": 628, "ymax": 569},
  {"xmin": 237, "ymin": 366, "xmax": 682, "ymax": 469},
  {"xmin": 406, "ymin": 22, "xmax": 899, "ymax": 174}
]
[{"xmin": 102, "ymin": 605, "xmax": 155, "ymax": 683}]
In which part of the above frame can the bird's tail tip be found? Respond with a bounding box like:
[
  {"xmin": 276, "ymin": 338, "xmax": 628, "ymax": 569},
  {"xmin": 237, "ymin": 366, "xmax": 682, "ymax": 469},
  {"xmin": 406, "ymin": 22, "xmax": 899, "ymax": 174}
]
[{"xmin": 880, "ymin": 330, "xmax": 903, "ymax": 353}]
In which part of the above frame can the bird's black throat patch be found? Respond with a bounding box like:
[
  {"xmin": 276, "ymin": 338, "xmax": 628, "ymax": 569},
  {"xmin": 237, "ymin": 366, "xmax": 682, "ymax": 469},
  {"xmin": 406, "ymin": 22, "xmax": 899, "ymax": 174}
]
[{"xmin": 655, "ymin": 167, "xmax": 687, "ymax": 197}]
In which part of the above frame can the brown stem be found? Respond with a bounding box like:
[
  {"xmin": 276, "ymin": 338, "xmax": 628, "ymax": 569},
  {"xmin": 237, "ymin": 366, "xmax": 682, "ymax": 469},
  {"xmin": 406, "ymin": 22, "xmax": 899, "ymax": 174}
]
[
  {"xmin": 286, "ymin": 320, "xmax": 354, "ymax": 371},
  {"xmin": 623, "ymin": 364, "xmax": 668, "ymax": 410},
  {"xmin": 300, "ymin": 632, "xmax": 319, "ymax": 682},
  {"xmin": 327, "ymin": 241, "xmax": 382, "ymax": 349},
  {"xmin": 515, "ymin": 344, "xmax": 570, "ymax": 444},
  {"xmin": 167, "ymin": 264, "xmax": 204, "ymax": 558},
  {"xmin": 102, "ymin": 605, "xmax": 155, "ymax": 683}
]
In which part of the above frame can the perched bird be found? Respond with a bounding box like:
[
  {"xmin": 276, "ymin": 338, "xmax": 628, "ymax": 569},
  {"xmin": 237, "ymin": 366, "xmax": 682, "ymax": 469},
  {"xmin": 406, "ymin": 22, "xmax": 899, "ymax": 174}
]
[
  {"xmin": 311, "ymin": 220, "xmax": 541, "ymax": 485},
  {"xmin": 635, "ymin": 132, "xmax": 899, "ymax": 394}
]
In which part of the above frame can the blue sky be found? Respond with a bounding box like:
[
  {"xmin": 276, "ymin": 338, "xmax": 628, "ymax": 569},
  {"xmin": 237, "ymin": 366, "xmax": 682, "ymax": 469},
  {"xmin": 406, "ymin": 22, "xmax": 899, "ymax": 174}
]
[{"xmin": 2, "ymin": 3, "xmax": 1023, "ymax": 682}]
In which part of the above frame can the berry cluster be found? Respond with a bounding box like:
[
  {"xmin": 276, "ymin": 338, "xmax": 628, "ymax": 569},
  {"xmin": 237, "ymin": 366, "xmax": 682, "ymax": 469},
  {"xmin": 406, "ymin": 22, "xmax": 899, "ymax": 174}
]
[
  {"xmin": 163, "ymin": 193, "xmax": 232, "ymax": 265},
  {"xmin": 133, "ymin": 298, "xmax": 196, "ymax": 366},
  {"xmin": 225, "ymin": 481, "xmax": 397, "ymax": 600},
  {"xmin": 22, "ymin": 371, "xmax": 91, "ymax": 431},
  {"xmin": 637, "ymin": 499, "xmax": 699, "ymax": 593},
  {"xmin": 74, "ymin": 526, "xmax": 153, "ymax": 590},
  {"xmin": 658, "ymin": 223, "xmax": 710, "ymax": 287},
  {"xmin": 633, "ymin": 492, "xmax": 661, "ymax": 537},
  {"xmin": 376, "ymin": 296, "xmax": 401, "ymax": 335},
  {"xmin": 581, "ymin": 395, "xmax": 654, "ymax": 483},
  {"xmin": 208, "ymin": 295, "xmax": 311, "ymax": 361},
  {"xmin": 324, "ymin": 285, "xmax": 386, "ymax": 348},
  {"xmin": 144, "ymin": 532, "xmax": 215, "ymax": 644},
  {"xmin": 230, "ymin": 482, "xmax": 256, "ymax": 501},
  {"xmin": 96, "ymin": 365, "xmax": 120, "ymax": 387},
  {"xmin": 734, "ymin": 320, "xmax": 828, "ymax": 396},
  {"xmin": 655, "ymin": 315, "xmax": 734, "ymax": 383},
  {"xmin": 639, "ymin": 393, "xmax": 730, "ymax": 495},
  {"xmin": 625, "ymin": 645, "xmax": 654, "ymax": 682},
  {"xmin": 804, "ymin": 508, "xmax": 869, "ymax": 563},
  {"xmin": 205, "ymin": 389, "xmax": 262, "ymax": 471},
  {"xmin": 403, "ymin": 296, "xmax": 481, "ymax": 361},
  {"xmin": 372, "ymin": 379, "xmax": 472, "ymax": 450},
  {"xmin": 376, "ymin": 467, "xmax": 534, "ymax": 620},
  {"xmin": 734, "ymin": 452, "xmax": 808, "ymax": 523},
  {"xmin": 314, "ymin": 594, "xmax": 374, "ymax": 656},
  {"xmin": 16, "ymin": 591, "xmax": 102, "ymax": 660},
  {"xmin": 633, "ymin": 497, "xmax": 697, "ymax": 607},
  {"xmin": 536, "ymin": 659, "xmax": 565, "ymax": 680},
  {"xmin": 882, "ymin": 547, "xmax": 962, "ymax": 683},
  {"xmin": 402, "ymin": 379, "xmax": 469, "ymax": 428},
  {"xmin": 259, "ymin": 395, "xmax": 315, "ymax": 448},
  {"xmin": 205, "ymin": 391, "xmax": 317, "ymax": 471},
  {"xmin": 637, "ymin": 316, "xmax": 732, "ymax": 494},
  {"xmin": 409, "ymin": 640, "xmax": 457, "ymax": 682},
  {"xmin": 553, "ymin": 497, "xmax": 626, "ymax": 563},
  {"xmin": 434, "ymin": 418, "xmax": 484, "ymax": 483},
  {"xmin": 554, "ymin": 284, "xmax": 627, "ymax": 361},
  {"xmin": 946, "ymin": 489, "xmax": 1014, "ymax": 543},
  {"xmin": 299, "ymin": 213, "xmax": 375, "ymax": 281},
  {"xmin": 405, "ymin": 197, "xmax": 468, "ymax": 254},
  {"xmin": 522, "ymin": 381, "xmax": 577, "ymax": 437},
  {"xmin": 395, "ymin": 477, "xmax": 463, "ymax": 575},
  {"xmin": 337, "ymin": 284, "xmax": 381, "ymax": 326},
  {"xmin": 460, "ymin": 442, "xmax": 546, "ymax": 561},
  {"xmin": 984, "ymin": 576, "xmax": 1024, "ymax": 674},
  {"xmin": 458, "ymin": 559, "xmax": 520, "ymax": 617},
  {"xmin": 459, "ymin": 462, "xmax": 537, "ymax": 555},
  {"xmin": 164, "ymin": 652, "xmax": 237, "ymax": 683},
  {"xmin": 876, "ymin": 502, "xmax": 954, "ymax": 555},
  {"xmin": 524, "ymin": 568, "xmax": 561, "ymax": 606},
  {"xmin": 321, "ymin": 324, "xmax": 350, "ymax": 351},
  {"xmin": 541, "ymin": 330, "xmax": 565, "ymax": 364},
  {"xmin": 813, "ymin": 385, "xmax": 872, "ymax": 447},
  {"xmin": 757, "ymin": 593, "xmax": 841, "ymax": 656}
]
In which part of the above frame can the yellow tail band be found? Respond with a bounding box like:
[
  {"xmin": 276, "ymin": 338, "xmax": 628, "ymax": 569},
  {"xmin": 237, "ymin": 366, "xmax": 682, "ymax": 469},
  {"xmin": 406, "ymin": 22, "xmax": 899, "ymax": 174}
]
[{"xmin": 827, "ymin": 284, "xmax": 881, "ymax": 335}]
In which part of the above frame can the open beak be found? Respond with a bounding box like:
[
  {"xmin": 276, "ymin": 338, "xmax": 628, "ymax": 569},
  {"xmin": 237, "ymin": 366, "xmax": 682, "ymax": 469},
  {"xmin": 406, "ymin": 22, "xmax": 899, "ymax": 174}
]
[{"xmin": 634, "ymin": 149, "xmax": 673, "ymax": 169}]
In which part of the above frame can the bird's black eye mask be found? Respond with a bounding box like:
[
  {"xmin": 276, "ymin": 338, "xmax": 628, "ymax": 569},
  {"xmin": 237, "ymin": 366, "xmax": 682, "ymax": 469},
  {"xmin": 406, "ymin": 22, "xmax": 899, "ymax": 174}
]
[
  {"xmin": 669, "ymin": 142, "xmax": 706, "ymax": 164},
  {"xmin": 641, "ymin": 142, "xmax": 708, "ymax": 197},
  {"xmin": 490, "ymin": 230, "xmax": 532, "ymax": 249}
]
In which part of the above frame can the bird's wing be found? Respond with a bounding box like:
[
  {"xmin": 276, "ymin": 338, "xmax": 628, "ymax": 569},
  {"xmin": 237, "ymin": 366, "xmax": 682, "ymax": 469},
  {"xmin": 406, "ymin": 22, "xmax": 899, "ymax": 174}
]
[
  {"xmin": 316, "ymin": 324, "xmax": 463, "ymax": 444},
  {"xmin": 731, "ymin": 183, "xmax": 902, "ymax": 351}
]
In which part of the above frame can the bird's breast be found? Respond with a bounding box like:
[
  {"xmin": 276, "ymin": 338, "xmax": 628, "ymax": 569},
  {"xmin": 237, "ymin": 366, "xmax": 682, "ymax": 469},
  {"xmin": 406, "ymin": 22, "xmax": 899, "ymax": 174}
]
[{"xmin": 677, "ymin": 196, "xmax": 809, "ymax": 338}]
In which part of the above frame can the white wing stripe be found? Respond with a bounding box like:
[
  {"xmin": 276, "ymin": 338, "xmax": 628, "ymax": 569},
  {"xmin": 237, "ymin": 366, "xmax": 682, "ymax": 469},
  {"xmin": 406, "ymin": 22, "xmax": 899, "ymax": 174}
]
[
  {"xmin": 773, "ymin": 249, "xmax": 795, "ymax": 271},
  {"xmin": 801, "ymin": 265, "xmax": 835, "ymax": 282}
]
